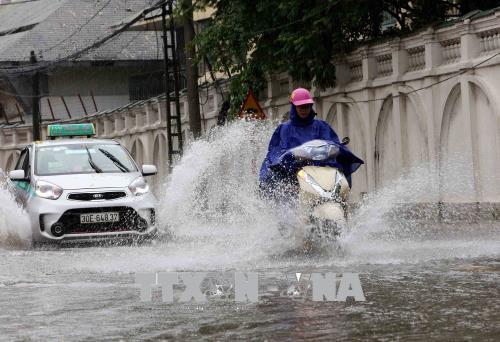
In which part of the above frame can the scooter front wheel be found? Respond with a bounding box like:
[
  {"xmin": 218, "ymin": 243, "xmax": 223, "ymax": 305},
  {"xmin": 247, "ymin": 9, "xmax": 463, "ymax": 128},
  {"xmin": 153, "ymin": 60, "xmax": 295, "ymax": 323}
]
[{"xmin": 309, "ymin": 216, "xmax": 343, "ymax": 241}]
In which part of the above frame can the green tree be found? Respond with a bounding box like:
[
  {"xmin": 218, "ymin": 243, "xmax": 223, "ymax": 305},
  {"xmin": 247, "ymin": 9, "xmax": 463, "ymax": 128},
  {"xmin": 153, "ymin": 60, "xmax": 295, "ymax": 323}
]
[{"xmin": 191, "ymin": 0, "xmax": 500, "ymax": 114}]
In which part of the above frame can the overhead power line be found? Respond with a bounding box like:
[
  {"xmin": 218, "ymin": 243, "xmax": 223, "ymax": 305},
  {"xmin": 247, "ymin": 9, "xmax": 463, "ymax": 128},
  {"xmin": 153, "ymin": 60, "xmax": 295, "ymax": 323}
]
[
  {"xmin": 0, "ymin": 0, "xmax": 42, "ymax": 6},
  {"xmin": 0, "ymin": 0, "xmax": 169, "ymax": 74},
  {"xmin": 2, "ymin": 50, "xmax": 499, "ymax": 114},
  {"xmin": 0, "ymin": 30, "xmax": 150, "ymax": 98},
  {"xmin": 41, "ymin": 0, "xmax": 114, "ymax": 54},
  {"xmin": 327, "ymin": 51, "xmax": 500, "ymax": 105}
]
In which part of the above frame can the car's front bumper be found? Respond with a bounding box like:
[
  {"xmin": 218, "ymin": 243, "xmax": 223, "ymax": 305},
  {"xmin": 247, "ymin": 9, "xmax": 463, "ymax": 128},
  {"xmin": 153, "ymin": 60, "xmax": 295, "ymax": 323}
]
[{"xmin": 26, "ymin": 188, "xmax": 157, "ymax": 243}]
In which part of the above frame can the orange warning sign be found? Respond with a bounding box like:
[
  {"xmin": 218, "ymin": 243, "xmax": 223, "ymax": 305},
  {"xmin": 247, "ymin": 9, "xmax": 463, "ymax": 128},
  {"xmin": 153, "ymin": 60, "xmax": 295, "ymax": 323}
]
[{"xmin": 237, "ymin": 89, "xmax": 266, "ymax": 120}]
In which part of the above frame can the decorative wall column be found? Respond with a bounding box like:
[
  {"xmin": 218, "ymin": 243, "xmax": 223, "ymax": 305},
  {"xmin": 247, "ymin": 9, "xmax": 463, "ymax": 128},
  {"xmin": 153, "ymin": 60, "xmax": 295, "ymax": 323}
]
[
  {"xmin": 158, "ymin": 101, "xmax": 167, "ymax": 123},
  {"xmin": 103, "ymin": 117, "xmax": 113, "ymax": 136},
  {"xmin": 423, "ymin": 28, "xmax": 442, "ymax": 69},
  {"xmin": 423, "ymin": 29, "xmax": 441, "ymax": 168},
  {"xmin": 460, "ymin": 77, "xmax": 480, "ymax": 201},
  {"xmin": 363, "ymin": 88, "xmax": 376, "ymax": 192},
  {"xmin": 124, "ymin": 112, "xmax": 134, "ymax": 131},
  {"xmin": 391, "ymin": 38, "xmax": 409, "ymax": 78},
  {"xmin": 134, "ymin": 110, "xmax": 144, "ymax": 129},
  {"xmin": 142, "ymin": 132, "xmax": 154, "ymax": 165},
  {"xmin": 361, "ymin": 47, "xmax": 376, "ymax": 83},
  {"xmin": 334, "ymin": 60, "xmax": 351, "ymax": 87},
  {"xmin": 11, "ymin": 131, "xmax": 17, "ymax": 146},
  {"xmin": 335, "ymin": 102, "xmax": 345, "ymax": 134},
  {"xmin": 460, "ymin": 19, "xmax": 481, "ymax": 62},
  {"xmin": 392, "ymin": 86, "xmax": 405, "ymax": 171},
  {"xmin": 310, "ymin": 84, "xmax": 323, "ymax": 118}
]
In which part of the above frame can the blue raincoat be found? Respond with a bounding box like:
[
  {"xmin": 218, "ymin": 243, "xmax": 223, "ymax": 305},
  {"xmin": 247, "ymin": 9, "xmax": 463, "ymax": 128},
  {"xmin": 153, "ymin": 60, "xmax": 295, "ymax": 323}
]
[{"xmin": 259, "ymin": 105, "xmax": 364, "ymax": 189}]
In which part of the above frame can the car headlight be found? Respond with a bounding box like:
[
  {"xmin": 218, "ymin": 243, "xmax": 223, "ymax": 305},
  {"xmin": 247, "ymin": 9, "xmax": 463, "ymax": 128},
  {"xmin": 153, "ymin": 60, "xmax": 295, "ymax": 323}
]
[
  {"xmin": 129, "ymin": 177, "xmax": 149, "ymax": 196},
  {"xmin": 35, "ymin": 180, "xmax": 63, "ymax": 200}
]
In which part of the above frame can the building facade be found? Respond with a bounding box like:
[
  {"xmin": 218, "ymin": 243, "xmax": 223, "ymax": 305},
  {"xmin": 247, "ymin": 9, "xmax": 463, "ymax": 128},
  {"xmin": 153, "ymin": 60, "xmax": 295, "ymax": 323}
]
[{"xmin": 0, "ymin": 0, "xmax": 169, "ymax": 123}]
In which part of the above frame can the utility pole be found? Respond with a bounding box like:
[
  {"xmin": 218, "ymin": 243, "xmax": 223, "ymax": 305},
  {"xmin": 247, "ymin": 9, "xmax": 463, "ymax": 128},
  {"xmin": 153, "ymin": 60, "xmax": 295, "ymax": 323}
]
[
  {"xmin": 30, "ymin": 51, "xmax": 41, "ymax": 141},
  {"xmin": 162, "ymin": 0, "xmax": 183, "ymax": 166},
  {"xmin": 182, "ymin": 0, "xmax": 202, "ymax": 138}
]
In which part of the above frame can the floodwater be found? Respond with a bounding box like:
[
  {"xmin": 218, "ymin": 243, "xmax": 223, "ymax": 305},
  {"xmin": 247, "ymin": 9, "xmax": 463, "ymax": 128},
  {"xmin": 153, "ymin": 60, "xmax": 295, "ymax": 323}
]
[{"xmin": 0, "ymin": 122, "xmax": 499, "ymax": 341}]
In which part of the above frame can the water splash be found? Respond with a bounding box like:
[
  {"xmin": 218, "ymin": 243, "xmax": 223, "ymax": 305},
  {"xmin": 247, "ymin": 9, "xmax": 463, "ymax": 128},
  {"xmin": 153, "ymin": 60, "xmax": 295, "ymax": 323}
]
[
  {"xmin": 156, "ymin": 121, "xmax": 296, "ymax": 270},
  {"xmin": 18, "ymin": 121, "xmax": 495, "ymax": 276},
  {"xmin": 0, "ymin": 171, "xmax": 31, "ymax": 249},
  {"xmin": 154, "ymin": 122, "xmax": 499, "ymax": 269},
  {"xmin": 339, "ymin": 158, "xmax": 500, "ymax": 265}
]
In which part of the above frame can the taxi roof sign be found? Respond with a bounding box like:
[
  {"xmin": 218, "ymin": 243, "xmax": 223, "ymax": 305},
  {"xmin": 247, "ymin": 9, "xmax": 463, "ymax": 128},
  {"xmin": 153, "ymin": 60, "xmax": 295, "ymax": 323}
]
[{"xmin": 47, "ymin": 123, "xmax": 95, "ymax": 138}]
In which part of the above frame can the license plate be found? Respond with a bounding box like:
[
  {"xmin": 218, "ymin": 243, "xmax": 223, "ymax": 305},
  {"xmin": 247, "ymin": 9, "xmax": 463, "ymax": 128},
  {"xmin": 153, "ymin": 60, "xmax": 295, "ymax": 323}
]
[{"xmin": 80, "ymin": 212, "xmax": 119, "ymax": 224}]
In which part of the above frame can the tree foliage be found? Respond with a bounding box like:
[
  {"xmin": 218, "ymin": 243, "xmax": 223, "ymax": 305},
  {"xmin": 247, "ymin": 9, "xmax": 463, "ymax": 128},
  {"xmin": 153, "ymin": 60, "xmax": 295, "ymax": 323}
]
[{"xmin": 191, "ymin": 0, "xmax": 500, "ymax": 113}]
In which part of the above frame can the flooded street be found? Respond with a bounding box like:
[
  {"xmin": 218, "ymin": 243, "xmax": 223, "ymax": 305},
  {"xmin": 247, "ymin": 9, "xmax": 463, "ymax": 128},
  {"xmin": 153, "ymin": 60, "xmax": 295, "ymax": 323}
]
[
  {"xmin": 0, "ymin": 122, "xmax": 499, "ymax": 340},
  {"xmin": 0, "ymin": 223, "xmax": 498, "ymax": 341}
]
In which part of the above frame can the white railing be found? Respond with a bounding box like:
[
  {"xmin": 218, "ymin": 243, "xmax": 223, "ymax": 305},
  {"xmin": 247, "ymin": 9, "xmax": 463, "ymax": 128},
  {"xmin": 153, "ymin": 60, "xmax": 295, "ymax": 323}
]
[
  {"xmin": 479, "ymin": 28, "xmax": 500, "ymax": 55},
  {"xmin": 407, "ymin": 45, "xmax": 425, "ymax": 72},
  {"xmin": 349, "ymin": 60, "xmax": 363, "ymax": 82},
  {"xmin": 330, "ymin": 12, "xmax": 500, "ymax": 84},
  {"xmin": 376, "ymin": 53, "xmax": 393, "ymax": 77},
  {"xmin": 440, "ymin": 38, "xmax": 461, "ymax": 65}
]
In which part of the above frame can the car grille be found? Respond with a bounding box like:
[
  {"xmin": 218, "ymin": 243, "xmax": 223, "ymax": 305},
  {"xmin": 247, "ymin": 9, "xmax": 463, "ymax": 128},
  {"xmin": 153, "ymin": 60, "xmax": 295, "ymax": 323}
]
[
  {"xmin": 67, "ymin": 192, "xmax": 127, "ymax": 201},
  {"xmin": 54, "ymin": 207, "xmax": 147, "ymax": 234}
]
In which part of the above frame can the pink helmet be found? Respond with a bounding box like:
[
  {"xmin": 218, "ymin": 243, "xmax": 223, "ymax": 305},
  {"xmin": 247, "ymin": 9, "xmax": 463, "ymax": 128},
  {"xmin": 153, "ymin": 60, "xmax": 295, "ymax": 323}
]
[{"xmin": 290, "ymin": 88, "xmax": 314, "ymax": 106}]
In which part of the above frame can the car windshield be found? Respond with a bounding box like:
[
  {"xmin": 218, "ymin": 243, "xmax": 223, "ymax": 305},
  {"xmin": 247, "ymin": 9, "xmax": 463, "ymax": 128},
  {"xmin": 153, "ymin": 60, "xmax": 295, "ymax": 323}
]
[{"xmin": 35, "ymin": 143, "xmax": 138, "ymax": 176}]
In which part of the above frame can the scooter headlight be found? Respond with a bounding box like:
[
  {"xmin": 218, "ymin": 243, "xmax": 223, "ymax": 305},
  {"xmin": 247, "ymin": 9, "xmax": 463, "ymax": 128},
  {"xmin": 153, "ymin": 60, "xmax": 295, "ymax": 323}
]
[
  {"xmin": 35, "ymin": 180, "xmax": 63, "ymax": 200},
  {"xmin": 297, "ymin": 170, "xmax": 322, "ymax": 196},
  {"xmin": 297, "ymin": 169, "xmax": 340, "ymax": 201},
  {"xmin": 129, "ymin": 177, "xmax": 149, "ymax": 196}
]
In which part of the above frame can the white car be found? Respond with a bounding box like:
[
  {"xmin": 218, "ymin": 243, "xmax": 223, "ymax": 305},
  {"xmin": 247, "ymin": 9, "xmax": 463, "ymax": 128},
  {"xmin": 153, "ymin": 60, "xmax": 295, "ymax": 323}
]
[{"xmin": 9, "ymin": 124, "xmax": 158, "ymax": 245}]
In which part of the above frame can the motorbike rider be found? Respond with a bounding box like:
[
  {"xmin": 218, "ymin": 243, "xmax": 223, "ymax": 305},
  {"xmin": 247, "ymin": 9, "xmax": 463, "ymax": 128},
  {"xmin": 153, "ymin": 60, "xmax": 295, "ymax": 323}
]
[{"xmin": 259, "ymin": 87, "xmax": 363, "ymax": 200}]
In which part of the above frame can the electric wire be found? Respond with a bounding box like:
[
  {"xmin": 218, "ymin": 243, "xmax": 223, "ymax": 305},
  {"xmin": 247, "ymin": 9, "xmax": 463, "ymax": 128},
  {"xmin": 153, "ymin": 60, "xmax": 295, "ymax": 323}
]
[
  {"xmin": 0, "ymin": 0, "xmax": 170, "ymax": 124},
  {"xmin": 0, "ymin": 0, "xmax": 168, "ymax": 74},
  {"xmin": 41, "ymin": 0, "xmax": 114, "ymax": 54},
  {"xmin": 0, "ymin": 0, "xmax": 42, "ymax": 6},
  {"xmin": 3, "ymin": 0, "xmax": 497, "ymax": 117},
  {"xmin": 327, "ymin": 50, "xmax": 500, "ymax": 104}
]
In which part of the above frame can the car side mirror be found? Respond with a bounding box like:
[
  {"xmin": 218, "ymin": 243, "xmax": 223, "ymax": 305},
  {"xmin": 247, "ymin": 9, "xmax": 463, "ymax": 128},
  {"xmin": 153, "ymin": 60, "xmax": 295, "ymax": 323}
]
[
  {"xmin": 141, "ymin": 165, "xmax": 157, "ymax": 176},
  {"xmin": 9, "ymin": 169, "xmax": 29, "ymax": 182},
  {"xmin": 341, "ymin": 137, "xmax": 350, "ymax": 145}
]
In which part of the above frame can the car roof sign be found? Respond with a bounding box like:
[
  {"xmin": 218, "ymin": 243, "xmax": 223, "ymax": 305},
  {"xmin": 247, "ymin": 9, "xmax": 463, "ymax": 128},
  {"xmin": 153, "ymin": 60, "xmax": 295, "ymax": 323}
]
[{"xmin": 47, "ymin": 123, "xmax": 95, "ymax": 138}]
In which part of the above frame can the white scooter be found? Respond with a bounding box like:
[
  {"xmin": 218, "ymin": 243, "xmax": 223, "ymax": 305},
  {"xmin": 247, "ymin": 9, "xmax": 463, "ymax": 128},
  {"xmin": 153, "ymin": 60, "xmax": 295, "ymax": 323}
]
[{"xmin": 279, "ymin": 139, "xmax": 351, "ymax": 247}]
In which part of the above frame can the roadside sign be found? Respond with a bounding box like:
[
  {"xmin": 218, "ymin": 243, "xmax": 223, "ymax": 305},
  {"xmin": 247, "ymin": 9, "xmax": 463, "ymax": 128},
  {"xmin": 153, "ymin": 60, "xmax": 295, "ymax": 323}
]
[{"xmin": 237, "ymin": 89, "xmax": 266, "ymax": 120}]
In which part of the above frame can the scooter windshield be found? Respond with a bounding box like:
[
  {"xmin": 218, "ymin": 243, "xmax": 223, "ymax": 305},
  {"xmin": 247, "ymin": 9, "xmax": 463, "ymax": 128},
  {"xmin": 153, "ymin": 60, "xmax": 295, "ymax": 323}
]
[{"xmin": 289, "ymin": 140, "xmax": 340, "ymax": 161}]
